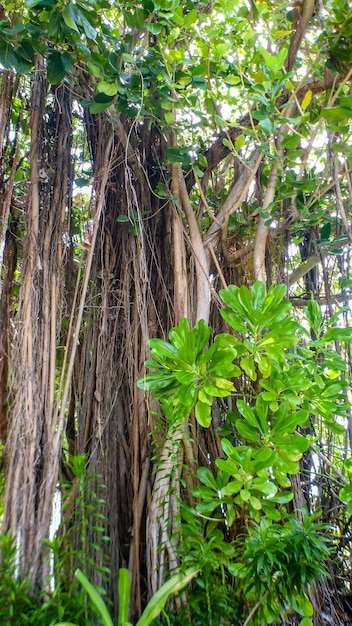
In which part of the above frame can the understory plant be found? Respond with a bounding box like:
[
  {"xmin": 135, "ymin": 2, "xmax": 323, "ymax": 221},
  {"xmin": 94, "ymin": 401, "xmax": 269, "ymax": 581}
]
[
  {"xmin": 138, "ymin": 281, "xmax": 352, "ymax": 625},
  {"xmin": 53, "ymin": 565, "xmax": 198, "ymax": 626},
  {"xmin": 0, "ymin": 455, "xmax": 110, "ymax": 625}
]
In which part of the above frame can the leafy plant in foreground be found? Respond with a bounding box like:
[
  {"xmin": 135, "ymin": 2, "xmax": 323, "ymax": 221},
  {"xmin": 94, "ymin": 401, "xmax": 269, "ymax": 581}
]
[
  {"xmin": 139, "ymin": 282, "xmax": 352, "ymax": 625},
  {"xmin": 53, "ymin": 565, "xmax": 198, "ymax": 626},
  {"xmin": 0, "ymin": 532, "xmax": 40, "ymax": 625}
]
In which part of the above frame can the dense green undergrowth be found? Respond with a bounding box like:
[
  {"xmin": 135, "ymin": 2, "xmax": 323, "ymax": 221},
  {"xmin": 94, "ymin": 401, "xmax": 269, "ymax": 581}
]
[{"xmin": 1, "ymin": 283, "xmax": 352, "ymax": 625}]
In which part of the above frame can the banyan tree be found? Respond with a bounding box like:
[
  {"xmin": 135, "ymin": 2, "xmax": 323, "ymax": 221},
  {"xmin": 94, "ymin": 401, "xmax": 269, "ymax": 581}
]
[{"xmin": 1, "ymin": 0, "xmax": 352, "ymax": 623}]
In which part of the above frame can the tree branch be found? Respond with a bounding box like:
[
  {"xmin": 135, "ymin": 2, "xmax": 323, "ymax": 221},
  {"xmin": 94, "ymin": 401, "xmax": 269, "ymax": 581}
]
[
  {"xmin": 285, "ymin": 0, "xmax": 316, "ymax": 72},
  {"xmin": 203, "ymin": 151, "xmax": 263, "ymax": 253},
  {"xmin": 186, "ymin": 69, "xmax": 352, "ymax": 192},
  {"xmin": 288, "ymin": 238, "xmax": 349, "ymax": 286}
]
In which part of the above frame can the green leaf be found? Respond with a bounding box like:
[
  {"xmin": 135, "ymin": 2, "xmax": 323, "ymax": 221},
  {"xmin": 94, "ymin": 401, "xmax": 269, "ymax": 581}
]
[
  {"xmin": 249, "ymin": 495, "xmax": 262, "ymax": 510},
  {"xmin": 221, "ymin": 480, "xmax": 243, "ymax": 496},
  {"xmin": 118, "ymin": 569, "xmax": 130, "ymax": 625},
  {"xmin": 89, "ymin": 100, "xmax": 114, "ymax": 113},
  {"xmin": 239, "ymin": 488, "xmax": 251, "ymax": 502},
  {"xmin": 164, "ymin": 111, "xmax": 175, "ymax": 125},
  {"xmin": 197, "ymin": 467, "xmax": 218, "ymax": 491},
  {"xmin": 195, "ymin": 400, "xmax": 212, "ymax": 428},
  {"xmin": 97, "ymin": 81, "xmax": 118, "ymax": 96},
  {"xmin": 76, "ymin": 569, "xmax": 114, "ymax": 626},
  {"xmin": 240, "ymin": 356, "xmax": 257, "ymax": 381},
  {"xmin": 322, "ymin": 106, "xmax": 352, "ymax": 121},
  {"xmin": 220, "ymin": 309, "xmax": 248, "ymax": 333},
  {"xmin": 135, "ymin": 568, "xmax": 198, "ymax": 626},
  {"xmin": 0, "ymin": 41, "xmax": 18, "ymax": 69},
  {"xmin": 294, "ymin": 594, "xmax": 313, "ymax": 617},
  {"xmin": 237, "ymin": 400, "xmax": 258, "ymax": 429},
  {"xmin": 258, "ymin": 44, "xmax": 287, "ymax": 71},
  {"xmin": 146, "ymin": 22, "xmax": 162, "ymax": 35},
  {"xmin": 251, "ymin": 281, "xmax": 266, "ymax": 310},
  {"xmin": 252, "ymin": 477, "xmax": 277, "ymax": 496},
  {"xmin": 78, "ymin": 11, "xmax": 97, "ymax": 40},
  {"xmin": 275, "ymin": 434, "xmax": 309, "ymax": 454},
  {"xmin": 124, "ymin": 8, "xmax": 145, "ymax": 31},
  {"xmin": 235, "ymin": 420, "xmax": 260, "ymax": 443},
  {"xmin": 339, "ymin": 484, "xmax": 352, "ymax": 503},
  {"xmin": 62, "ymin": 5, "xmax": 79, "ymax": 32},
  {"xmin": 47, "ymin": 50, "xmax": 66, "ymax": 84},
  {"xmin": 323, "ymin": 327, "xmax": 352, "ymax": 343}
]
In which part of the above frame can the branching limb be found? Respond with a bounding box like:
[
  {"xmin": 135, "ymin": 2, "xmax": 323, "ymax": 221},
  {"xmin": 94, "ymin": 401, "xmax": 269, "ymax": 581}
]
[{"xmin": 178, "ymin": 167, "xmax": 211, "ymax": 323}]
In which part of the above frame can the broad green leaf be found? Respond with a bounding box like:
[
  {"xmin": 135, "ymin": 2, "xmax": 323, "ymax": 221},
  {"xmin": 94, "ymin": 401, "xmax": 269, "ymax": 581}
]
[
  {"xmin": 323, "ymin": 327, "xmax": 352, "ymax": 343},
  {"xmin": 47, "ymin": 51, "xmax": 66, "ymax": 84},
  {"xmin": 225, "ymin": 504, "xmax": 236, "ymax": 526},
  {"xmin": 281, "ymin": 134, "xmax": 301, "ymax": 150},
  {"xmin": 253, "ymin": 447, "xmax": 274, "ymax": 470},
  {"xmin": 197, "ymin": 467, "xmax": 218, "ymax": 491},
  {"xmin": 221, "ymin": 438, "xmax": 238, "ymax": 460},
  {"xmin": 146, "ymin": 22, "xmax": 162, "ymax": 35},
  {"xmin": 118, "ymin": 569, "xmax": 130, "ymax": 625},
  {"xmin": 220, "ymin": 309, "xmax": 248, "ymax": 333},
  {"xmin": 249, "ymin": 495, "xmax": 262, "ymax": 510},
  {"xmin": 61, "ymin": 51, "xmax": 74, "ymax": 74},
  {"xmin": 164, "ymin": 111, "xmax": 175, "ymax": 125},
  {"xmin": 322, "ymin": 106, "xmax": 352, "ymax": 121},
  {"xmin": 294, "ymin": 594, "xmax": 313, "ymax": 617},
  {"xmin": 216, "ymin": 458, "xmax": 241, "ymax": 479},
  {"xmin": 97, "ymin": 81, "xmax": 118, "ymax": 96},
  {"xmin": 339, "ymin": 484, "xmax": 352, "ymax": 503},
  {"xmin": 235, "ymin": 420, "xmax": 260, "ymax": 443},
  {"xmin": 62, "ymin": 5, "xmax": 79, "ymax": 32},
  {"xmin": 258, "ymin": 45, "xmax": 287, "ymax": 71},
  {"xmin": 251, "ymin": 281, "xmax": 266, "ymax": 310},
  {"xmin": 198, "ymin": 388, "xmax": 212, "ymax": 405},
  {"xmin": 136, "ymin": 371, "xmax": 177, "ymax": 391},
  {"xmin": 76, "ymin": 569, "xmax": 114, "ymax": 626},
  {"xmin": 195, "ymin": 400, "xmax": 212, "ymax": 428},
  {"xmin": 240, "ymin": 356, "xmax": 257, "ymax": 381},
  {"xmin": 252, "ymin": 477, "xmax": 277, "ymax": 496},
  {"xmin": 0, "ymin": 41, "xmax": 18, "ymax": 69},
  {"xmin": 275, "ymin": 433, "xmax": 309, "ymax": 453},
  {"xmin": 192, "ymin": 486, "xmax": 217, "ymax": 500},
  {"xmin": 237, "ymin": 400, "xmax": 259, "ymax": 429},
  {"xmin": 325, "ymin": 420, "xmax": 346, "ymax": 435},
  {"xmin": 221, "ymin": 480, "xmax": 243, "ymax": 496},
  {"xmin": 272, "ymin": 408, "xmax": 309, "ymax": 435},
  {"xmin": 136, "ymin": 568, "xmax": 198, "ymax": 626},
  {"xmin": 239, "ymin": 488, "xmax": 250, "ymax": 502},
  {"xmin": 87, "ymin": 60, "xmax": 104, "ymax": 78},
  {"xmin": 78, "ymin": 11, "xmax": 97, "ymax": 40},
  {"xmin": 174, "ymin": 370, "xmax": 195, "ymax": 385}
]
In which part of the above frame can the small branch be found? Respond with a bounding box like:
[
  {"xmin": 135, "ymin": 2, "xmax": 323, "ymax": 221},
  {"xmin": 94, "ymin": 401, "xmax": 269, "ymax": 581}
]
[
  {"xmin": 290, "ymin": 294, "xmax": 352, "ymax": 307},
  {"xmin": 209, "ymin": 243, "xmax": 227, "ymax": 289},
  {"xmin": 253, "ymin": 160, "xmax": 279, "ymax": 283},
  {"xmin": 311, "ymin": 445, "xmax": 346, "ymax": 485},
  {"xmin": 178, "ymin": 167, "xmax": 211, "ymax": 323},
  {"xmin": 203, "ymin": 150, "xmax": 263, "ymax": 252},
  {"xmin": 243, "ymin": 591, "xmax": 269, "ymax": 626},
  {"xmin": 193, "ymin": 168, "xmax": 222, "ymax": 227},
  {"xmin": 287, "ymin": 234, "xmax": 349, "ymax": 286},
  {"xmin": 186, "ymin": 70, "xmax": 351, "ymax": 192},
  {"xmin": 285, "ymin": 0, "xmax": 316, "ymax": 72}
]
